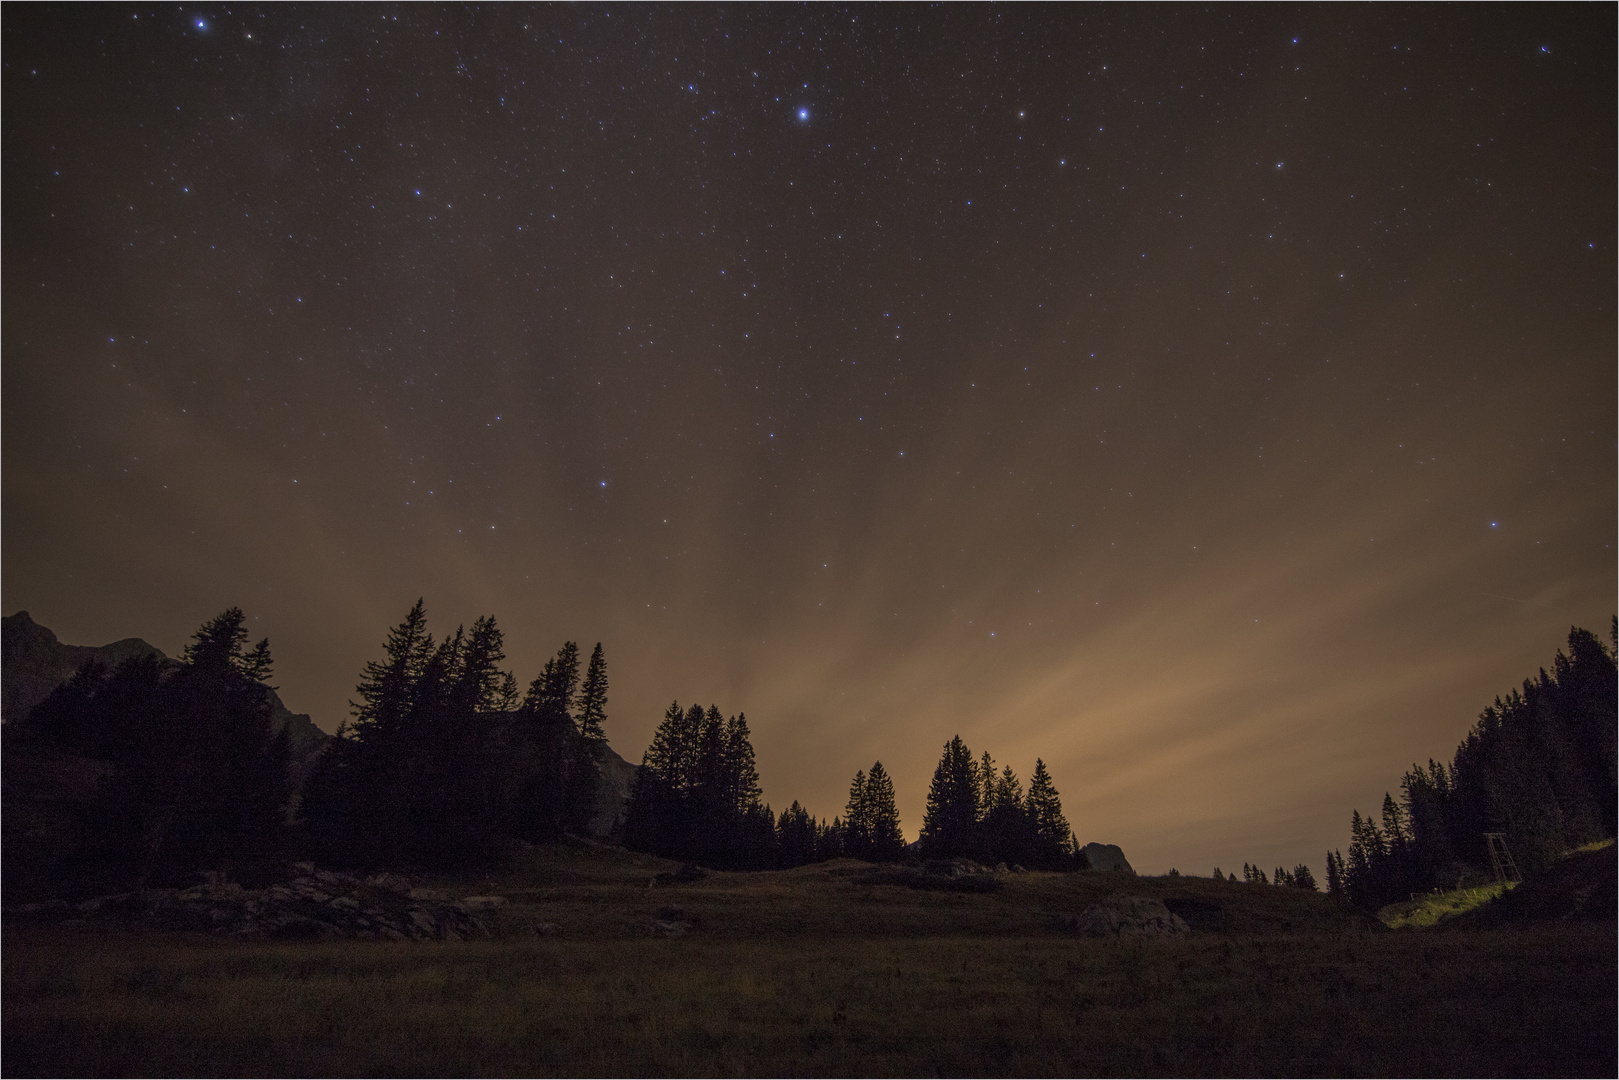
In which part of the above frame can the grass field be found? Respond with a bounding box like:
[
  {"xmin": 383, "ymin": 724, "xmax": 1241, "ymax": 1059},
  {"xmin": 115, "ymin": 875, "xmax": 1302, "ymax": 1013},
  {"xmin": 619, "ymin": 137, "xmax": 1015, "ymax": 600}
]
[
  {"xmin": 1378, "ymin": 883, "xmax": 1513, "ymax": 929},
  {"xmin": 4, "ymin": 846, "xmax": 1615, "ymax": 1077}
]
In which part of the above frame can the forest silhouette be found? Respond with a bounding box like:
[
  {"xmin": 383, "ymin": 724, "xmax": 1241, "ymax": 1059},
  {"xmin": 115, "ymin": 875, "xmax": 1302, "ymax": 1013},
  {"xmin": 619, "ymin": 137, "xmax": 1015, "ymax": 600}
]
[{"xmin": 11, "ymin": 602, "xmax": 1615, "ymax": 908}]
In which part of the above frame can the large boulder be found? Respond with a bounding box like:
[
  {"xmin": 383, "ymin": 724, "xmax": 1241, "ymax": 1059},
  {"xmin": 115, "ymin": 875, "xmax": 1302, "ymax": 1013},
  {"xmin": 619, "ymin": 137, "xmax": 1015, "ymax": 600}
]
[
  {"xmin": 582, "ymin": 743, "xmax": 639, "ymax": 840},
  {"xmin": 1065, "ymin": 896, "xmax": 1189, "ymax": 938},
  {"xmin": 1082, "ymin": 842, "xmax": 1134, "ymax": 873}
]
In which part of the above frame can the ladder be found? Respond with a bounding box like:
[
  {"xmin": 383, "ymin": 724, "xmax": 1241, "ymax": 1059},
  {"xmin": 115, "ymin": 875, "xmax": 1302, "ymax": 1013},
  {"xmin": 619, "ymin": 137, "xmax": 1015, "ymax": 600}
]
[{"xmin": 1483, "ymin": 832, "xmax": 1522, "ymax": 884}]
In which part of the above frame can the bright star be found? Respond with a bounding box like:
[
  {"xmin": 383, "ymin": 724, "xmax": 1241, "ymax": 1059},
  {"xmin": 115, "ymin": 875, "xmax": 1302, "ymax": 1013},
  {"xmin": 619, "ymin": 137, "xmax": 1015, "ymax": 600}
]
[{"xmin": 796, "ymin": 107, "xmax": 809, "ymax": 121}]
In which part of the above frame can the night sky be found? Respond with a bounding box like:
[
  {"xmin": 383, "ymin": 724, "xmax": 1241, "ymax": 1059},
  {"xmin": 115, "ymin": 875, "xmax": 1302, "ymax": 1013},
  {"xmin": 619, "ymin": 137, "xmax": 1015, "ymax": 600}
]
[{"xmin": 5, "ymin": 6, "xmax": 1614, "ymax": 874}]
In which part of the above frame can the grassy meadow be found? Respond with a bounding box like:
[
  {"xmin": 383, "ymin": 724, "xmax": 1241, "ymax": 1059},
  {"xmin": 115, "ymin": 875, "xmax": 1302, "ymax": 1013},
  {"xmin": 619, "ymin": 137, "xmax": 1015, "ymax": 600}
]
[{"xmin": 4, "ymin": 845, "xmax": 1615, "ymax": 1077}]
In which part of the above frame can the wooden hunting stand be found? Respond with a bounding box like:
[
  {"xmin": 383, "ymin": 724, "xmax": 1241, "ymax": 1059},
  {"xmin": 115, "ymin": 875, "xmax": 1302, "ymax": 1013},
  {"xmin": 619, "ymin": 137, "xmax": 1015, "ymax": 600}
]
[{"xmin": 1483, "ymin": 832, "xmax": 1522, "ymax": 884}]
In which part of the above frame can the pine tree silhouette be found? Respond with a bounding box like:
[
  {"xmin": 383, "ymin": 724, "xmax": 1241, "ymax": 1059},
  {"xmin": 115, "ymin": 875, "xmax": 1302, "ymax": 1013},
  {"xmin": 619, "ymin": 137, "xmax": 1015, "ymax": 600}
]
[
  {"xmin": 1025, "ymin": 758, "xmax": 1074, "ymax": 868},
  {"xmin": 922, "ymin": 736, "xmax": 978, "ymax": 859},
  {"xmin": 576, "ymin": 643, "xmax": 609, "ymax": 745},
  {"xmin": 864, "ymin": 762, "xmax": 905, "ymax": 861}
]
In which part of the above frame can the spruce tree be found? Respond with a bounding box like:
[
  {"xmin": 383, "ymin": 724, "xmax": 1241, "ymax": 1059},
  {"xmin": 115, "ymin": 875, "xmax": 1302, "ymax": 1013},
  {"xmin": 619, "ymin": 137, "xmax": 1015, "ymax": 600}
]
[
  {"xmin": 625, "ymin": 701, "xmax": 767, "ymax": 869},
  {"xmin": 922, "ymin": 736, "xmax": 978, "ymax": 858},
  {"xmin": 723, "ymin": 712, "xmax": 763, "ymax": 814},
  {"xmin": 625, "ymin": 701, "xmax": 689, "ymax": 855},
  {"xmin": 976, "ymin": 752, "xmax": 999, "ymax": 821},
  {"xmin": 776, "ymin": 801, "xmax": 818, "ymax": 867},
  {"xmin": 523, "ymin": 641, "xmax": 580, "ymax": 722},
  {"xmin": 1024, "ymin": 758, "xmax": 1073, "ymax": 868},
  {"xmin": 844, "ymin": 769, "xmax": 871, "ymax": 858},
  {"xmin": 819, "ymin": 815, "xmax": 846, "ymax": 860},
  {"xmin": 980, "ymin": 764, "xmax": 1031, "ymax": 865},
  {"xmin": 576, "ymin": 643, "xmax": 609, "ymax": 745},
  {"xmin": 864, "ymin": 761, "xmax": 905, "ymax": 861}
]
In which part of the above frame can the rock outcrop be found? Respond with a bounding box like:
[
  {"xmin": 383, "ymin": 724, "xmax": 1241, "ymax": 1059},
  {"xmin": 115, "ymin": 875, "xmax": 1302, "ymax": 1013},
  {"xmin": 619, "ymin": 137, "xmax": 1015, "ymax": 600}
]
[
  {"xmin": 1064, "ymin": 896, "xmax": 1190, "ymax": 938},
  {"xmin": 583, "ymin": 743, "xmax": 639, "ymax": 840},
  {"xmin": 8, "ymin": 865, "xmax": 491, "ymax": 941},
  {"xmin": 1, "ymin": 611, "xmax": 329, "ymax": 771},
  {"xmin": 2, "ymin": 611, "xmax": 164, "ymax": 723},
  {"xmin": 1081, "ymin": 842, "xmax": 1135, "ymax": 874}
]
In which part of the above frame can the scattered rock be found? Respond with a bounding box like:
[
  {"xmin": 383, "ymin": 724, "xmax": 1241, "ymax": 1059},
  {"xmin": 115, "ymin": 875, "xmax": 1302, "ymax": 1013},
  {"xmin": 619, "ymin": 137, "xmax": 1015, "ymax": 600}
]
[
  {"xmin": 644, "ymin": 905, "xmax": 699, "ymax": 936},
  {"xmin": 649, "ymin": 863, "xmax": 708, "ymax": 887},
  {"xmin": 926, "ymin": 858, "xmax": 991, "ymax": 877},
  {"xmin": 1064, "ymin": 896, "xmax": 1189, "ymax": 938},
  {"xmin": 364, "ymin": 872, "xmax": 413, "ymax": 894},
  {"xmin": 7, "ymin": 866, "xmax": 487, "ymax": 942}
]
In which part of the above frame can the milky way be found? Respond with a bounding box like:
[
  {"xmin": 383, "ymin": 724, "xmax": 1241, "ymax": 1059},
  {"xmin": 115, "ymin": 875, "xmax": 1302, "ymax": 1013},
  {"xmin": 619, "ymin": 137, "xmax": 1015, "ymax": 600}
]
[{"xmin": 5, "ymin": 6, "xmax": 1613, "ymax": 872}]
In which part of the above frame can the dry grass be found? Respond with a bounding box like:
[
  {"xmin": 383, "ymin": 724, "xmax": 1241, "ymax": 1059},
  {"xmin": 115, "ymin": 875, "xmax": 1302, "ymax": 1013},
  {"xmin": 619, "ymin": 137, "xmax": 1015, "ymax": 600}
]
[{"xmin": 4, "ymin": 847, "xmax": 1614, "ymax": 1077}]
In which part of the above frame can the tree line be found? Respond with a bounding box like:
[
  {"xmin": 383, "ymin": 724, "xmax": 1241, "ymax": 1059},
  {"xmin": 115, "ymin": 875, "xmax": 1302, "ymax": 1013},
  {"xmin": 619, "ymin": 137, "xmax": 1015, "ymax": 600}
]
[
  {"xmin": 1328, "ymin": 622, "xmax": 1616, "ymax": 910},
  {"xmin": 19, "ymin": 601, "xmax": 1088, "ymax": 884},
  {"xmin": 918, "ymin": 735, "xmax": 1080, "ymax": 869},
  {"xmin": 300, "ymin": 600, "xmax": 612, "ymax": 868},
  {"xmin": 622, "ymin": 711, "xmax": 1083, "ymax": 871}
]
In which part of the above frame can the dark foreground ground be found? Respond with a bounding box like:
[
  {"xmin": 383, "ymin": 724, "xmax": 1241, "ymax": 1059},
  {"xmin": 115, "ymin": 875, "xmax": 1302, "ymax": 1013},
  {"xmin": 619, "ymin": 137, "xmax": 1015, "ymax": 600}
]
[{"xmin": 4, "ymin": 845, "xmax": 1615, "ymax": 1077}]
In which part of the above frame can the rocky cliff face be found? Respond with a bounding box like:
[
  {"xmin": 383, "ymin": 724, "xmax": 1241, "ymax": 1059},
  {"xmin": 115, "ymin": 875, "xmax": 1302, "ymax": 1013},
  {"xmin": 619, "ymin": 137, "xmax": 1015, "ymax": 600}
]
[
  {"xmin": 2, "ymin": 611, "xmax": 165, "ymax": 723},
  {"xmin": 583, "ymin": 743, "xmax": 640, "ymax": 840},
  {"xmin": 1, "ymin": 611, "xmax": 330, "ymax": 786}
]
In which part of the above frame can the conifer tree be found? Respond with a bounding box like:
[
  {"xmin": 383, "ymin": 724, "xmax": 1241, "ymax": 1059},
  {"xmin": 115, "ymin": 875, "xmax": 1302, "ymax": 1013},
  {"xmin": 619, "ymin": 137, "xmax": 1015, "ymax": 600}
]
[
  {"xmin": 560, "ymin": 644, "xmax": 610, "ymax": 833},
  {"xmin": 776, "ymin": 801, "xmax": 818, "ymax": 867},
  {"xmin": 1025, "ymin": 758, "xmax": 1073, "ymax": 868},
  {"xmin": 723, "ymin": 712, "xmax": 763, "ymax": 814},
  {"xmin": 523, "ymin": 641, "xmax": 580, "ymax": 722},
  {"xmin": 844, "ymin": 769, "xmax": 871, "ymax": 858},
  {"xmin": 819, "ymin": 815, "xmax": 847, "ymax": 860},
  {"xmin": 624, "ymin": 700, "xmax": 768, "ymax": 869},
  {"xmin": 576, "ymin": 643, "xmax": 609, "ymax": 745},
  {"xmin": 864, "ymin": 761, "xmax": 905, "ymax": 861},
  {"xmin": 976, "ymin": 751, "xmax": 999, "ymax": 820},
  {"xmin": 922, "ymin": 736, "xmax": 978, "ymax": 858},
  {"xmin": 1337, "ymin": 623, "xmax": 1615, "ymax": 908},
  {"xmin": 979, "ymin": 763, "xmax": 1032, "ymax": 865}
]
